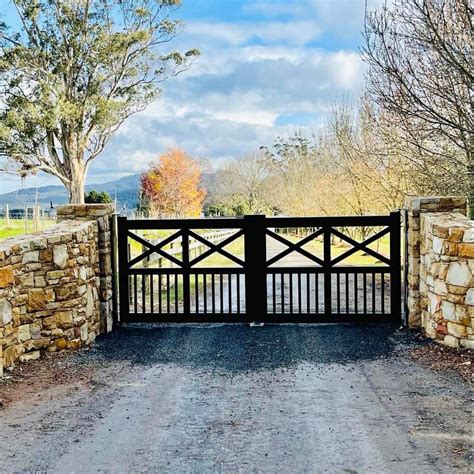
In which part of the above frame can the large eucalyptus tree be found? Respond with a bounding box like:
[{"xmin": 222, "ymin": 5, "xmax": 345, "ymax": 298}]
[{"xmin": 0, "ymin": 0, "xmax": 198, "ymax": 203}]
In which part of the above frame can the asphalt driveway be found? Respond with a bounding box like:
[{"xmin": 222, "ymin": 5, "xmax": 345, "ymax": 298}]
[{"xmin": 0, "ymin": 324, "xmax": 472, "ymax": 473}]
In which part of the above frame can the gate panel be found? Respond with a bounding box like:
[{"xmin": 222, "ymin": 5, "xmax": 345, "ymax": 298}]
[{"xmin": 117, "ymin": 212, "xmax": 402, "ymax": 323}]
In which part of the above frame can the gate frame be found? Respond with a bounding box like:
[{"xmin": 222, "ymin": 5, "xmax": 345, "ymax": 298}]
[{"xmin": 117, "ymin": 212, "xmax": 401, "ymax": 324}]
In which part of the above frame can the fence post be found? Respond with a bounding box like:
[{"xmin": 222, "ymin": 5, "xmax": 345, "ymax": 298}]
[
  {"xmin": 390, "ymin": 210, "xmax": 402, "ymax": 321},
  {"xmin": 24, "ymin": 206, "xmax": 28, "ymax": 234},
  {"xmin": 244, "ymin": 215, "xmax": 267, "ymax": 321}
]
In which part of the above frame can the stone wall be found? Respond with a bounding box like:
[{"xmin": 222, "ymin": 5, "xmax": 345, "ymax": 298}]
[
  {"xmin": 404, "ymin": 196, "xmax": 467, "ymax": 327},
  {"xmin": 420, "ymin": 213, "xmax": 474, "ymax": 349},
  {"xmin": 0, "ymin": 220, "xmax": 101, "ymax": 374},
  {"xmin": 57, "ymin": 204, "xmax": 115, "ymax": 333}
]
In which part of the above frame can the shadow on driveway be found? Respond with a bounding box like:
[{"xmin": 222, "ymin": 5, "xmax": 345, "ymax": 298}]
[{"xmin": 86, "ymin": 323, "xmax": 424, "ymax": 373}]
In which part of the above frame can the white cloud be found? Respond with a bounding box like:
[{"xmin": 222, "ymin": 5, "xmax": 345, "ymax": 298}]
[
  {"xmin": 185, "ymin": 20, "xmax": 322, "ymax": 47},
  {"xmin": 87, "ymin": 12, "xmax": 366, "ymax": 179},
  {"xmin": 0, "ymin": 2, "xmax": 371, "ymax": 190}
]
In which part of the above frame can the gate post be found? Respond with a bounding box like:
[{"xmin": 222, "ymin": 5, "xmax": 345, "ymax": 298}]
[
  {"xmin": 181, "ymin": 229, "xmax": 191, "ymax": 315},
  {"xmin": 244, "ymin": 215, "xmax": 267, "ymax": 321},
  {"xmin": 117, "ymin": 216, "xmax": 130, "ymax": 322},
  {"xmin": 390, "ymin": 211, "xmax": 402, "ymax": 321},
  {"xmin": 323, "ymin": 226, "xmax": 332, "ymax": 317}
]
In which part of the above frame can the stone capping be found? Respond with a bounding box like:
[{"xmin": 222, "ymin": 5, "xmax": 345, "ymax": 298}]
[
  {"xmin": 404, "ymin": 196, "xmax": 467, "ymax": 328},
  {"xmin": 0, "ymin": 219, "xmax": 101, "ymax": 371},
  {"xmin": 56, "ymin": 203, "xmax": 115, "ymax": 334}
]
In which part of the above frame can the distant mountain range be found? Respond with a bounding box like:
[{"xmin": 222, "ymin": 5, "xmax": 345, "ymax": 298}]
[
  {"xmin": 0, "ymin": 172, "xmax": 216, "ymax": 210},
  {"xmin": 0, "ymin": 174, "xmax": 141, "ymax": 209}
]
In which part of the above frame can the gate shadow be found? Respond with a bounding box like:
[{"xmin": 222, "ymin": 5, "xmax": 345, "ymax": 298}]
[{"xmin": 88, "ymin": 324, "xmax": 423, "ymax": 374}]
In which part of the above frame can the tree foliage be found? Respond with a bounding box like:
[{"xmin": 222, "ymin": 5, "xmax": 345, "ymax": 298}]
[
  {"xmin": 0, "ymin": 0, "xmax": 198, "ymax": 203},
  {"xmin": 141, "ymin": 148, "xmax": 206, "ymax": 217},
  {"xmin": 85, "ymin": 190, "xmax": 112, "ymax": 203},
  {"xmin": 209, "ymin": 153, "xmax": 275, "ymax": 216}
]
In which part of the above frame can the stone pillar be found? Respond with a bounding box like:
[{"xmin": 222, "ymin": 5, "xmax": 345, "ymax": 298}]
[
  {"xmin": 56, "ymin": 204, "xmax": 115, "ymax": 333},
  {"xmin": 404, "ymin": 196, "xmax": 467, "ymax": 327}
]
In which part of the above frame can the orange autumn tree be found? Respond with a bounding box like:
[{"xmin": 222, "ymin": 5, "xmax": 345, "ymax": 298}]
[{"xmin": 141, "ymin": 149, "xmax": 207, "ymax": 217}]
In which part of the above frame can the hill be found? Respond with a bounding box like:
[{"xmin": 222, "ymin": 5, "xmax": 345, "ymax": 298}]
[{"xmin": 0, "ymin": 174, "xmax": 141, "ymax": 209}]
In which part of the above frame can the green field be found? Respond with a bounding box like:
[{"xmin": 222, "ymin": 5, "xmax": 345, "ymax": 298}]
[{"xmin": 0, "ymin": 217, "xmax": 56, "ymax": 240}]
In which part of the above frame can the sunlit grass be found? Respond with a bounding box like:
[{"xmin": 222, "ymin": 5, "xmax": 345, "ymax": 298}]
[{"xmin": 0, "ymin": 217, "xmax": 56, "ymax": 240}]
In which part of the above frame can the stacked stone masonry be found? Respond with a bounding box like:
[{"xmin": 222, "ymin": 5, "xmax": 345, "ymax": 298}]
[
  {"xmin": 405, "ymin": 196, "xmax": 473, "ymax": 349},
  {"xmin": 420, "ymin": 213, "xmax": 474, "ymax": 349},
  {"xmin": 0, "ymin": 220, "xmax": 101, "ymax": 374},
  {"xmin": 404, "ymin": 196, "xmax": 467, "ymax": 328},
  {"xmin": 57, "ymin": 204, "xmax": 115, "ymax": 334}
]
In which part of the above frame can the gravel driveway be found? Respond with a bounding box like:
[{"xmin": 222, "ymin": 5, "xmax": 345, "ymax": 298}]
[{"xmin": 0, "ymin": 324, "xmax": 472, "ymax": 473}]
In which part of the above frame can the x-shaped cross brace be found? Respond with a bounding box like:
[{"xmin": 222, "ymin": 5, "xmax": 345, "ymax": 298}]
[
  {"xmin": 127, "ymin": 230, "xmax": 183, "ymax": 268},
  {"xmin": 188, "ymin": 229, "xmax": 245, "ymax": 267},
  {"xmin": 266, "ymin": 228, "xmax": 325, "ymax": 266}
]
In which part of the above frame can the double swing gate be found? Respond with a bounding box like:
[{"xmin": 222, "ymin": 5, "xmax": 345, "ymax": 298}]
[{"xmin": 117, "ymin": 212, "xmax": 401, "ymax": 324}]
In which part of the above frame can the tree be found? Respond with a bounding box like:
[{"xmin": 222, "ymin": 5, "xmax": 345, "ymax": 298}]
[
  {"xmin": 261, "ymin": 134, "xmax": 327, "ymax": 216},
  {"xmin": 85, "ymin": 190, "xmax": 112, "ymax": 203},
  {"xmin": 141, "ymin": 148, "xmax": 206, "ymax": 217},
  {"xmin": 362, "ymin": 0, "xmax": 473, "ymax": 213},
  {"xmin": 0, "ymin": 0, "xmax": 198, "ymax": 203},
  {"xmin": 211, "ymin": 153, "xmax": 275, "ymax": 216}
]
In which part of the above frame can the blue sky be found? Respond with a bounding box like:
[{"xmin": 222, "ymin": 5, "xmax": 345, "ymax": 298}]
[{"xmin": 0, "ymin": 0, "xmax": 381, "ymax": 193}]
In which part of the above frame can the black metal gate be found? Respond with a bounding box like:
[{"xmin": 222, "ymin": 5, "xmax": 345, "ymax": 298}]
[{"xmin": 117, "ymin": 212, "xmax": 401, "ymax": 323}]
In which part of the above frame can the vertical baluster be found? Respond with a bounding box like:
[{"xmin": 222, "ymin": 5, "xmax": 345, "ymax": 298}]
[
  {"xmin": 298, "ymin": 273, "xmax": 302, "ymax": 314},
  {"xmin": 212, "ymin": 273, "xmax": 216, "ymax": 313},
  {"xmin": 363, "ymin": 273, "xmax": 367, "ymax": 315},
  {"xmin": 237, "ymin": 274, "xmax": 241, "ymax": 314},
  {"xmin": 195, "ymin": 274, "xmax": 199, "ymax": 314},
  {"xmin": 203, "ymin": 274, "xmax": 207, "ymax": 313},
  {"xmin": 306, "ymin": 273, "xmax": 310, "ymax": 313},
  {"xmin": 134, "ymin": 274, "xmax": 138, "ymax": 314},
  {"xmin": 372, "ymin": 272, "xmax": 376, "ymax": 313},
  {"xmin": 289, "ymin": 274, "xmax": 293, "ymax": 314},
  {"xmin": 150, "ymin": 274, "xmax": 154, "ymax": 314},
  {"xmin": 166, "ymin": 274, "xmax": 171, "ymax": 313},
  {"xmin": 175, "ymin": 274, "xmax": 178, "ymax": 313},
  {"xmin": 354, "ymin": 273, "xmax": 358, "ymax": 314},
  {"xmin": 159, "ymin": 274, "xmax": 162, "ymax": 314},
  {"xmin": 315, "ymin": 274, "xmax": 319, "ymax": 313},
  {"xmin": 272, "ymin": 273, "xmax": 276, "ymax": 314},
  {"xmin": 142, "ymin": 275, "xmax": 146, "ymax": 314},
  {"xmin": 220, "ymin": 273, "xmax": 224, "ymax": 313},
  {"xmin": 336, "ymin": 273, "xmax": 341, "ymax": 314},
  {"xmin": 281, "ymin": 273, "xmax": 285, "ymax": 314},
  {"xmin": 228, "ymin": 274, "xmax": 232, "ymax": 314},
  {"xmin": 381, "ymin": 274, "xmax": 385, "ymax": 314},
  {"xmin": 345, "ymin": 273, "xmax": 349, "ymax": 313}
]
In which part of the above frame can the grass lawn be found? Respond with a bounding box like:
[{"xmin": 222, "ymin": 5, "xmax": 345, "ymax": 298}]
[{"xmin": 0, "ymin": 218, "xmax": 56, "ymax": 240}]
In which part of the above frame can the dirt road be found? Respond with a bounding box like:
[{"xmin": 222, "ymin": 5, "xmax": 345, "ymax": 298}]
[{"xmin": 0, "ymin": 324, "xmax": 472, "ymax": 472}]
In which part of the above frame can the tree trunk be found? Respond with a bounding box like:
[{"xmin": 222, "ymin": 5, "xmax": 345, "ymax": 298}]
[{"xmin": 66, "ymin": 159, "xmax": 87, "ymax": 204}]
